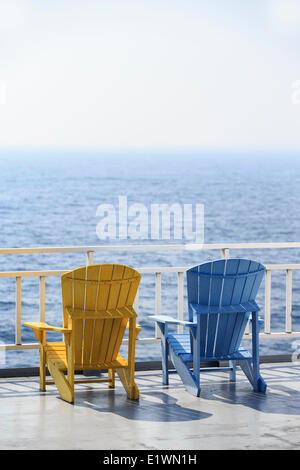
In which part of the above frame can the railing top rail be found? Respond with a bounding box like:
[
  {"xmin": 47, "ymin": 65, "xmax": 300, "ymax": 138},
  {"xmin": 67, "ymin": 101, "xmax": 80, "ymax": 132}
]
[
  {"xmin": 265, "ymin": 264, "xmax": 300, "ymax": 270},
  {"xmin": 0, "ymin": 270, "xmax": 66, "ymax": 278},
  {"xmin": 0, "ymin": 242, "xmax": 300, "ymax": 255},
  {"xmin": 0, "ymin": 267, "xmax": 189, "ymax": 278},
  {"xmin": 1, "ymin": 263, "xmax": 300, "ymax": 278}
]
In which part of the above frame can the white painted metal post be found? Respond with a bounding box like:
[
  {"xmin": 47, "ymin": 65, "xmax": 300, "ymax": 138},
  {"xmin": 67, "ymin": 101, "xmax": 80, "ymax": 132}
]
[
  {"xmin": 177, "ymin": 271, "xmax": 184, "ymax": 333},
  {"xmin": 155, "ymin": 272, "xmax": 162, "ymax": 338},
  {"xmin": 221, "ymin": 248, "xmax": 229, "ymax": 259},
  {"xmin": 40, "ymin": 276, "xmax": 46, "ymax": 323},
  {"xmin": 286, "ymin": 269, "xmax": 293, "ymax": 333},
  {"xmin": 133, "ymin": 289, "xmax": 139, "ymax": 315},
  {"xmin": 86, "ymin": 251, "xmax": 95, "ymax": 265},
  {"xmin": 265, "ymin": 270, "xmax": 271, "ymax": 334},
  {"xmin": 16, "ymin": 277, "xmax": 22, "ymax": 345}
]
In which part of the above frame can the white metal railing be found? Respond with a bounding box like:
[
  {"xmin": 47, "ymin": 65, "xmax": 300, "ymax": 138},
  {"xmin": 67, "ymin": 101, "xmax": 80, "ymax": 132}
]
[{"xmin": 1, "ymin": 242, "xmax": 300, "ymax": 352}]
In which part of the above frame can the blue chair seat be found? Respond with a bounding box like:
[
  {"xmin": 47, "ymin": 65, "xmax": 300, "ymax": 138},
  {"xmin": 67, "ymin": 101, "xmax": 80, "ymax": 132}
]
[{"xmin": 168, "ymin": 334, "xmax": 252, "ymax": 362}]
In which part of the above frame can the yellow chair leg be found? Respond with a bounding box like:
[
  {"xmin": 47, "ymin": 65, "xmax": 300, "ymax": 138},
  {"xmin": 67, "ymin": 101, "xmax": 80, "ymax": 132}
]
[
  {"xmin": 108, "ymin": 369, "xmax": 115, "ymax": 388},
  {"xmin": 116, "ymin": 368, "xmax": 139, "ymax": 400},
  {"xmin": 120, "ymin": 317, "xmax": 139, "ymax": 400},
  {"xmin": 40, "ymin": 346, "xmax": 46, "ymax": 391},
  {"xmin": 47, "ymin": 358, "xmax": 74, "ymax": 403}
]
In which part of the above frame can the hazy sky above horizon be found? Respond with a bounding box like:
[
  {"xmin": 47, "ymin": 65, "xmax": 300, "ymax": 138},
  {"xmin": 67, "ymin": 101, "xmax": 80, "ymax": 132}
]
[{"xmin": 0, "ymin": 0, "xmax": 300, "ymax": 150}]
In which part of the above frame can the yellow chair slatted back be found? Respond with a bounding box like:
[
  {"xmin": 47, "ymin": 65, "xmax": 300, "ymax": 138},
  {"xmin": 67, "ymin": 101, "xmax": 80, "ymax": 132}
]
[{"xmin": 61, "ymin": 264, "xmax": 141, "ymax": 369}]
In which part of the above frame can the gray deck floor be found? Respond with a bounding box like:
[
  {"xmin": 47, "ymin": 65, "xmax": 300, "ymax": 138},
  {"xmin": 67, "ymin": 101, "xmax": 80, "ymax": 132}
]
[{"xmin": 0, "ymin": 362, "xmax": 300, "ymax": 450}]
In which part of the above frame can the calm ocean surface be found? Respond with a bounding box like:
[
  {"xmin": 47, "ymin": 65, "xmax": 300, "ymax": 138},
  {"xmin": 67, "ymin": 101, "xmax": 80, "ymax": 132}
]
[{"xmin": 1, "ymin": 149, "xmax": 300, "ymax": 368}]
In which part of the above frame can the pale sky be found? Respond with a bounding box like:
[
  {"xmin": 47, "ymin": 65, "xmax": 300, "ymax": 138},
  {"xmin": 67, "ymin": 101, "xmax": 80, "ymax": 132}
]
[{"xmin": 0, "ymin": 0, "xmax": 300, "ymax": 150}]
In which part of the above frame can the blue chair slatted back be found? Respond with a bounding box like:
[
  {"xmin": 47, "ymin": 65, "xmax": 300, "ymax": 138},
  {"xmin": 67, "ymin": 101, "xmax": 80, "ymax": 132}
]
[{"xmin": 186, "ymin": 259, "xmax": 265, "ymax": 358}]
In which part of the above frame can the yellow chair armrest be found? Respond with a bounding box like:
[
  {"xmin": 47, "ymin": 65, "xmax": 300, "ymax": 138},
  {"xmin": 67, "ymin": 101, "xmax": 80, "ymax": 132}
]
[
  {"xmin": 24, "ymin": 322, "xmax": 72, "ymax": 334},
  {"xmin": 126, "ymin": 321, "xmax": 142, "ymax": 338}
]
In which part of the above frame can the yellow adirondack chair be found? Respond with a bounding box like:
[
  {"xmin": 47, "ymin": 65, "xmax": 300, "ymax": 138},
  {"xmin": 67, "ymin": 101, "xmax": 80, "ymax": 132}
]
[{"xmin": 24, "ymin": 264, "xmax": 141, "ymax": 403}]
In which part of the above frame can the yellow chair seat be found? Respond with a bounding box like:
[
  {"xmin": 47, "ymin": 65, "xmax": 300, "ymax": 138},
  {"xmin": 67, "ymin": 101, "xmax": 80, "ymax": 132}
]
[{"xmin": 44, "ymin": 342, "xmax": 128, "ymax": 371}]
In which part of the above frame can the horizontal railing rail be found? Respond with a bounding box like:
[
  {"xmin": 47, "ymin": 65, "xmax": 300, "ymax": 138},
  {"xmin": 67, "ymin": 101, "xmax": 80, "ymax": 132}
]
[
  {"xmin": 0, "ymin": 243, "xmax": 300, "ymax": 352},
  {"xmin": 0, "ymin": 241, "xmax": 300, "ymax": 255}
]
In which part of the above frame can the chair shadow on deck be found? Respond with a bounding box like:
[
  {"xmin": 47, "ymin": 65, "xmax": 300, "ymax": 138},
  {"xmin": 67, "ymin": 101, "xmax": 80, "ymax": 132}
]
[
  {"xmin": 196, "ymin": 363, "xmax": 300, "ymax": 416},
  {"xmin": 76, "ymin": 389, "xmax": 212, "ymax": 423},
  {"xmin": 0, "ymin": 374, "xmax": 211, "ymax": 423},
  {"xmin": 74, "ymin": 369, "xmax": 211, "ymax": 423},
  {"xmin": 1, "ymin": 364, "xmax": 300, "ymax": 420}
]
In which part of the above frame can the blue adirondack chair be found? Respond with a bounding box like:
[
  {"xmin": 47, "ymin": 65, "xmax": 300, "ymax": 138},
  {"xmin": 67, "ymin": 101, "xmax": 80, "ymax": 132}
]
[{"xmin": 151, "ymin": 259, "xmax": 267, "ymax": 397}]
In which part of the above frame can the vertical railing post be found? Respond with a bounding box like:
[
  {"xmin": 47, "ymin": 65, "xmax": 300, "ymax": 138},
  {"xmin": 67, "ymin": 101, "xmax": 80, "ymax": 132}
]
[
  {"xmin": 155, "ymin": 272, "xmax": 162, "ymax": 339},
  {"xmin": 264, "ymin": 269, "xmax": 271, "ymax": 334},
  {"xmin": 286, "ymin": 269, "xmax": 293, "ymax": 334},
  {"xmin": 40, "ymin": 276, "xmax": 46, "ymax": 323},
  {"xmin": 221, "ymin": 248, "xmax": 229, "ymax": 259},
  {"xmin": 133, "ymin": 289, "xmax": 139, "ymax": 315},
  {"xmin": 177, "ymin": 271, "xmax": 184, "ymax": 334},
  {"xmin": 86, "ymin": 251, "xmax": 95, "ymax": 265},
  {"xmin": 16, "ymin": 276, "xmax": 22, "ymax": 345}
]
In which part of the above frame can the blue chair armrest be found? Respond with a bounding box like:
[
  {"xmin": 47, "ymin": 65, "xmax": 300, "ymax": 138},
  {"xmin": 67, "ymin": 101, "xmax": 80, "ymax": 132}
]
[
  {"xmin": 249, "ymin": 317, "xmax": 263, "ymax": 322},
  {"xmin": 149, "ymin": 315, "xmax": 196, "ymax": 327},
  {"xmin": 249, "ymin": 316, "xmax": 264, "ymax": 331}
]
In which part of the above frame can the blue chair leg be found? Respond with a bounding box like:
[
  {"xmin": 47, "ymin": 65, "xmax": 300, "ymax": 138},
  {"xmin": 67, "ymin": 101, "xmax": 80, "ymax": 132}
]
[
  {"xmin": 169, "ymin": 348, "xmax": 201, "ymax": 397},
  {"xmin": 229, "ymin": 360, "xmax": 236, "ymax": 382},
  {"xmin": 251, "ymin": 312, "xmax": 267, "ymax": 393},
  {"xmin": 162, "ymin": 336, "xmax": 169, "ymax": 385},
  {"xmin": 158, "ymin": 322, "xmax": 169, "ymax": 385},
  {"xmin": 255, "ymin": 376, "xmax": 267, "ymax": 392}
]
